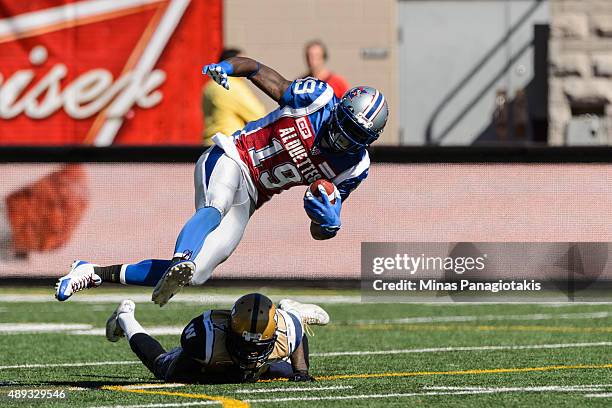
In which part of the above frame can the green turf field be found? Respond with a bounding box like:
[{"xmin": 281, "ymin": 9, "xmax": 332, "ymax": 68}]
[{"xmin": 2, "ymin": 286, "xmax": 612, "ymax": 407}]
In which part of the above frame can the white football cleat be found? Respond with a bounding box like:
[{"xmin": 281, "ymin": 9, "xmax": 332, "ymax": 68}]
[
  {"xmin": 151, "ymin": 260, "xmax": 195, "ymax": 307},
  {"xmin": 106, "ymin": 299, "xmax": 136, "ymax": 342},
  {"xmin": 55, "ymin": 260, "xmax": 101, "ymax": 302},
  {"xmin": 279, "ymin": 299, "xmax": 330, "ymax": 326}
]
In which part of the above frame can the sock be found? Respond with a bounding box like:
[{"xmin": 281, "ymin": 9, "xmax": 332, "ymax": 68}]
[
  {"xmin": 173, "ymin": 206, "xmax": 222, "ymax": 259},
  {"xmin": 117, "ymin": 312, "xmax": 146, "ymax": 340},
  {"xmin": 96, "ymin": 260, "xmax": 171, "ymax": 287},
  {"xmin": 94, "ymin": 265, "xmax": 121, "ymax": 283},
  {"xmin": 128, "ymin": 333, "xmax": 166, "ymax": 375}
]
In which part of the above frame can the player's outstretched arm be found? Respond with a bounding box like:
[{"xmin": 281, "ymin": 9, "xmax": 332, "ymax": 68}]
[
  {"xmin": 288, "ymin": 335, "xmax": 315, "ymax": 381},
  {"xmin": 202, "ymin": 56, "xmax": 291, "ymax": 103}
]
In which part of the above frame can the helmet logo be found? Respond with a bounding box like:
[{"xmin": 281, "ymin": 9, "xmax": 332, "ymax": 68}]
[
  {"xmin": 242, "ymin": 331, "xmax": 263, "ymax": 342},
  {"xmin": 355, "ymin": 112, "xmax": 374, "ymax": 129},
  {"xmin": 347, "ymin": 87, "xmax": 368, "ymax": 99}
]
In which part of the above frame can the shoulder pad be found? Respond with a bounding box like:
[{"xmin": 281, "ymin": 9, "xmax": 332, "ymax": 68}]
[{"xmin": 180, "ymin": 314, "xmax": 207, "ymax": 361}]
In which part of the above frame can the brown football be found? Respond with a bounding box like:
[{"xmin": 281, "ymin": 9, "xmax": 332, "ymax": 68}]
[{"xmin": 308, "ymin": 179, "xmax": 339, "ymax": 204}]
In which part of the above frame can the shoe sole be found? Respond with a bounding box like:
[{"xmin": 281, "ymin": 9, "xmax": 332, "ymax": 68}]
[
  {"xmin": 105, "ymin": 310, "xmax": 122, "ymax": 342},
  {"xmin": 151, "ymin": 263, "xmax": 194, "ymax": 307},
  {"xmin": 106, "ymin": 301, "xmax": 135, "ymax": 342},
  {"xmin": 54, "ymin": 279, "xmax": 68, "ymax": 301}
]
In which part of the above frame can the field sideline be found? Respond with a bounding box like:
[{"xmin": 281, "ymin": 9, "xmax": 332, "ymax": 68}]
[{"xmin": 2, "ymin": 287, "xmax": 612, "ymax": 407}]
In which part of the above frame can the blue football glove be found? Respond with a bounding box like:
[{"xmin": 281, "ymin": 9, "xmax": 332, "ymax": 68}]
[
  {"xmin": 202, "ymin": 61, "xmax": 233, "ymax": 90},
  {"xmin": 304, "ymin": 185, "xmax": 342, "ymax": 234}
]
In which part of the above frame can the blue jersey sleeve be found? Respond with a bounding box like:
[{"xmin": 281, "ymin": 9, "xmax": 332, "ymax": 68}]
[
  {"xmin": 332, "ymin": 150, "xmax": 370, "ymax": 202},
  {"xmin": 279, "ymin": 78, "xmax": 333, "ymax": 109},
  {"xmin": 336, "ymin": 168, "xmax": 368, "ymax": 202}
]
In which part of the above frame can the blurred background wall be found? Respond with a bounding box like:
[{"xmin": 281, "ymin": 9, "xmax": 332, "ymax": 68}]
[
  {"xmin": 225, "ymin": 0, "xmax": 554, "ymax": 146},
  {"xmin": 224, "ymin": 0, "xmax": 399, "ymax": 145},
  {"xmin": 398, "ymin": 0, "xmax": 549, "ymax": 145},
  {"xmin": 4, "ymin": 162, "xmax": 611, "ymax": 279}
]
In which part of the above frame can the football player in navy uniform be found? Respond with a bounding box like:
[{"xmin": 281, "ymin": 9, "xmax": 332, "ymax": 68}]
[
  {"xmin": 105, "ymin": 293, "xmax": 329, "ymax": 383},
  {"xmin": 55, "ymin": 56, "xmax": 389, "ymax": 305}
]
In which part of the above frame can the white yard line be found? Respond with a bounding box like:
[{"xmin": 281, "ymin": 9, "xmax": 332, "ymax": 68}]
[
  {"xmin": 0, "ymin": 323, "xmax": 92, "ymax": 333},
  {"xmin": 87, "ymin": 385, "xmax": 612, "ymax": 408},
  {"xmin": 425, "ymin": 385, "xmax": 610, "ymax": 391},
  {"xmin": 120, "ymin": 383, "xmax": 186, "ymax": 390},
  {"xmin": 243, "ymin": 388, "xmax": 609, "ymax": 403},
  {"xmin": 91, "ymin": 403, "xmax": 218, "ymax": 408},
  {"xmin": 101, "ymin": 384, "xmax": 353, "ymax": 393},
  {"xmin": 85, "ymin": 384, "xmax": 612, "ymax": 407},
  {"xmin": 312, "ymin": 341, "xmax": 612, "ymax": 357},
  {"xmin": 351, "ymin": 311, "xmax": 612, "ymax": 325},
  {"xmin": 0, "ymin": 360, "xmax": 139, "ymax": 370},
  {"xmin": 4, "ymin": 293, "xmax": 612, "ymax": 306},
  {"xmin": 235, "ymin": 385, "xmax": 353, "ymax": 394},
  {"xmin": 72, "ymin": 326, "xmax": 183, "ymax": 336},
  {"xmin": 3, "ymin": 309, "xmax": 611, "ymax": 335},
  {"xmin": 0, "ymin": 294, "xmax": 360, "ymax": 304},
  {"xmin": 2, "ymin": 341, "xmax": 610, "ymax": 371}
]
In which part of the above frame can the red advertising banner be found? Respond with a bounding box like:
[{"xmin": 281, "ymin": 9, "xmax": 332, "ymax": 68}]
[{"xmin": 0, "ymin": 0, "xmax": 222, "ymax": 145}]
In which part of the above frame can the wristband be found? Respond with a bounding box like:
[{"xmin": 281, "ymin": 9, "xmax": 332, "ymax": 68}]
[
  {"xmin": 218, "ymin": 60, "xmax": 234, "ymax": 76},
  {"xmin": 247, "ymin": 62, "xmax": 261, "ymax": 79}
]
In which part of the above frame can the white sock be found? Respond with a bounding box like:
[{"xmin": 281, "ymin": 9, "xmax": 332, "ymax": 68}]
[{"xmin": 117, "ymin": 312, "xmax": 146, "ymax": 340}]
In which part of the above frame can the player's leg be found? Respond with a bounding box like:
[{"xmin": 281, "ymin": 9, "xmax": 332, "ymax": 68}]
[
  {"xmin": 103, "ymin": 146, "xmax": 232, "ymax": 289},
  {"xmin": 55, "ymin": 258, "xmax": 172, "ymax": 302},
  {"xmin": 106, "ymin": 299, "xmax": 173, "ymax": 379},
  {"xmin": 95, "ymin": 259, "xmax": 171, "ymax": 286},
  {"xmin": 54, "ymin": 146, "xmax": 243, "ymax": 301},
  {"xmin": 152, "ymin": 148, "xmax": 250, "ymax": 303},
  {"xmin": 189, "ymin": 181, "xmax": 252, "ymax": 286}
]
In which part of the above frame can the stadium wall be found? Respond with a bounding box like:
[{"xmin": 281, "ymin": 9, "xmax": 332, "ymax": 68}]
[
  {"xmin": 1, "ymin": 147, "xmax": 612, "ymax": 281},
  {"xmin": 224, "ymin": 0, "xmax": 399, "ymax": 145}
]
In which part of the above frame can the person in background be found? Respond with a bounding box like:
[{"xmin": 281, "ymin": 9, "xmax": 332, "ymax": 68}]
[
  {"xmin": 302, "ymin": 40, "xmax": 349, "ymax": 99},
  {"xmin": 202, "ymin": 48, "xmax": 265, "ymax": 146}
]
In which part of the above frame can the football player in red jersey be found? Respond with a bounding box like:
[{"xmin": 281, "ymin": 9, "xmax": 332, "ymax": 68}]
[{"xmin": 55, "ymin": 56, "xmax": 389, "ymax": 306}]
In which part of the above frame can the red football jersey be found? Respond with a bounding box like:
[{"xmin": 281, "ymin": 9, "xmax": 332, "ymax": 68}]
[
  {"xmin": 235, "ymin": 115, "xmax": 336, "ymax": 208},
  {"xmin": 220, "ymin": 78, "xmax": 369, "ymax": 209}
]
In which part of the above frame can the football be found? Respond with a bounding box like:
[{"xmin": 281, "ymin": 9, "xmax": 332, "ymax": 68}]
[{"xmin": 308, "ymin": 179, "xmax": 339, "ymax": 204}]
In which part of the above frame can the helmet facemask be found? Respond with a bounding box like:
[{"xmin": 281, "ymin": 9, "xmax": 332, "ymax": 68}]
[
  {"xmin": 321, "ymin": 92, "xmax": 385, "ymax": 155},
  {"xmin": 320, "ymin": 86, "xmax": 389, "ymax": 154},
  {"xmin": 226, "ymin": 330, "xmax": 277, "ymax": 371}
]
